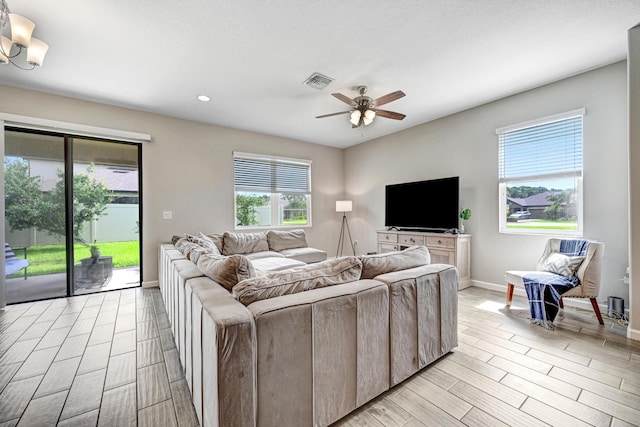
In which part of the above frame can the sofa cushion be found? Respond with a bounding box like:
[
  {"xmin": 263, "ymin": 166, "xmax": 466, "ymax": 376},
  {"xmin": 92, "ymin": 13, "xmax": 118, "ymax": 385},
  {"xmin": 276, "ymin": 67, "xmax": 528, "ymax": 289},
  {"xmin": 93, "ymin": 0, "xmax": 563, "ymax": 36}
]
[
  {"xmin": 267, "ymin": 229, "xmax": 308, "ymax": 251},
  {"xmin": 196, "ymin": 253, "xmax": 256, "ymax": 291},
  {"xmin": 251, "ymin": 257, "xmax": 306, "ymax": 272},
  {"xmin": 175, "ymin": 239, "xmax": 204, "ymax": 261},
  {"xmin": 278, "ymin": 247, "xmax": 327, "ymax": 264},
  {"xmin": 232, "ymin": 256, "xmax": 363, "ymax": 305},
  {"xmin": 197, "ymin": 232, "xmax": 222, "ymax": 256},
  {"xmin": 174, "ymin": 237, "xmax": 190, "ymax": 251},
  {"xmin": 223, "ymin": 232, "xmax": 269, "ymax": 255},
  {"xmin": 188, "ymin": 246, "xmax": 209, "ymax": 264},
  {"xmin": 201, "ymin": 233, "xmax": 224, "ymax": 252},
  {"xmin": 245, "ymin": 251, "xmax": 285, "ymax": 260},
  {"xmin": 359, "ymin": 246, "xmax": 430, "ymax": 279}
]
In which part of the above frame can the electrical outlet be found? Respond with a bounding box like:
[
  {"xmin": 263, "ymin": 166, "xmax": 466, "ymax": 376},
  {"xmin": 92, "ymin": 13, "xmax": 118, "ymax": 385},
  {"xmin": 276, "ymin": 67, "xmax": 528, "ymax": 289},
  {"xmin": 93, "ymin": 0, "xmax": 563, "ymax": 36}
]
[{"xmin": 162, "ymin": 211, "xmax": 173, "ymax": 220}]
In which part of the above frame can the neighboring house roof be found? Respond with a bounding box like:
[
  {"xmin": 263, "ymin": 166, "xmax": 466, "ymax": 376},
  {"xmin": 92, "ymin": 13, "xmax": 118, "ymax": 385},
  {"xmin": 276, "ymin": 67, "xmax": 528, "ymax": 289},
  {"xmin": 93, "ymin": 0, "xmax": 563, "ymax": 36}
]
[
  {"xmin": 507, "ymin": 191, "xmax": 554, "ymax": 208},
  {"xmin": 30, "ymin": 159, "xmax": 138, "ymax": 193},
  {"xmin": 94, "ymin": 168, "xmax": 139, "ymax": 192}
]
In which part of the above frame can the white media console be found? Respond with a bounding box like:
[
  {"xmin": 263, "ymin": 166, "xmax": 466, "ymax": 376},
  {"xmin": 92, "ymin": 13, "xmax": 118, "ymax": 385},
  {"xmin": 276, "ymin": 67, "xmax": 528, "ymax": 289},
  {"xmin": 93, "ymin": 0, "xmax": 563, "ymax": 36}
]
[{"xmin": 377, "ymin": 230, "xmax": 471, "ymax": 290}]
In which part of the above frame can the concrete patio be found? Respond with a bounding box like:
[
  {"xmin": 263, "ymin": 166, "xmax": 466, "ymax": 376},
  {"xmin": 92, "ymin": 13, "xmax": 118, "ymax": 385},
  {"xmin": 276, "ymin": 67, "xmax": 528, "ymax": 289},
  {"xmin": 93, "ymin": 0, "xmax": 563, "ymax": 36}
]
[{"xmin": 4, "ymin": 267, "xmax": 141, "ymax": 304}]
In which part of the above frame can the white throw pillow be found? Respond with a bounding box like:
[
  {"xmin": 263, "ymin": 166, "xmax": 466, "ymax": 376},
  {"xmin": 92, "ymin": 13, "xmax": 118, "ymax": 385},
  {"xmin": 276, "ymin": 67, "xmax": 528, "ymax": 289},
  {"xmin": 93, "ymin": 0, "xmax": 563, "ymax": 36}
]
[{"xmin": 542, "ymin": 252, "xmax": 584, "ymax": 277}]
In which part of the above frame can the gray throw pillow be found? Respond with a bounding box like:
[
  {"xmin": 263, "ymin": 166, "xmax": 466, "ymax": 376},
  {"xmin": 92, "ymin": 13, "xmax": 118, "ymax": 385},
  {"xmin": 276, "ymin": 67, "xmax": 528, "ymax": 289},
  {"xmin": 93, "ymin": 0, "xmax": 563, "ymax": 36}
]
[
  {"xmin": 201, "ymin": 232, "xmax": 224, "ymax": 252},
  {"xmin": 232, "ymin": 256, "xmax": 362, "ymax": 305},
  {"xmin": 359, "ymin": 245, "xmax": 431, "ymax": 279},
  {"xmin": 197, "ymin": 232, "xmax": 222, "ymax": 256},
  {"xmin": 196, "ymin": 253, "xmax": 256, "ymax": 292},
  {"xmin": 267, "ymin": 229, "xmax": 308, "ymax": 251},
  {"xmin": 222, "ymin": 232, "xmax": 269, "ymax": 255},
  {"xmin": 176, "ymin": 240, "xmax": 202, "ymax": 261}
]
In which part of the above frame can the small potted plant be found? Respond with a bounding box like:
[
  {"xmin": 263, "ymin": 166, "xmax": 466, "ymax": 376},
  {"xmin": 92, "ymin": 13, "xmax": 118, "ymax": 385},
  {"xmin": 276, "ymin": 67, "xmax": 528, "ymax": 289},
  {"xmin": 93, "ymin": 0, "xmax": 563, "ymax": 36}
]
[
  {"xmin": 90, "ymin": 240, "xmax": 101, "ymax": 264},
  {"xmin": 459, "ymin": 208, "xmax": 471, "ymax": 233}
]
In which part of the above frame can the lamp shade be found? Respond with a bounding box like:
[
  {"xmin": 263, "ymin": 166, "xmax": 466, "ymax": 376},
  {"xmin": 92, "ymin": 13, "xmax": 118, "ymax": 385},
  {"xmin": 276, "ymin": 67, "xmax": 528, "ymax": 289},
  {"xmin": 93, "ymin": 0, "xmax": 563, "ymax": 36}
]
[
  {"xmin": 0, "ymin": 36, "xmax": 12, "ymax": 64},
  {"xmin": 349, "ymin": 110, "xmax": 361, "ymax": 126},
  {"xmin": 8, "ymin": 13, "xmax": 35, "ymax": 48},
  {"xmin": 363, "ymin": 109, "xmax": 376, "ymax": 126},
  {"xmin": 336, "ymin": 200, "xmax": 352, "ymax": 213},
  {"xmin": 26, "ymin": 37, "xmax": 48, "ymax": 66}
]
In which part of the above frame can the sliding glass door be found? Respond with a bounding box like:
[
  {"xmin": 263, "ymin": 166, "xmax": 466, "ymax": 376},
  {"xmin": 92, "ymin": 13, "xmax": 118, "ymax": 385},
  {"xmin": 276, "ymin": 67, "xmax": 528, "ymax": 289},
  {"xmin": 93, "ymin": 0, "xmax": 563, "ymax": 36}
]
[
  {"xmin": 4, "ymin": 131, "xmax": 67, "ymax": 302},
  {"xmin": 3, "ymin": 129, "xmax": 142, "ymax": 303},
  {"xmin": 71, "ymin": 138, "xmax": 141, "ymax": 294}
]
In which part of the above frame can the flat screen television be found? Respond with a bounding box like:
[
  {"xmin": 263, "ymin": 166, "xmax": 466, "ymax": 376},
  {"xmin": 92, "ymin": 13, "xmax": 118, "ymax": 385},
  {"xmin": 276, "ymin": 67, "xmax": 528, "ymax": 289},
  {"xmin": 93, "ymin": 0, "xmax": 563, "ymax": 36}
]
[{"xmin": 385, "ymin": 176, "xmax": 459, "ymax": 232}]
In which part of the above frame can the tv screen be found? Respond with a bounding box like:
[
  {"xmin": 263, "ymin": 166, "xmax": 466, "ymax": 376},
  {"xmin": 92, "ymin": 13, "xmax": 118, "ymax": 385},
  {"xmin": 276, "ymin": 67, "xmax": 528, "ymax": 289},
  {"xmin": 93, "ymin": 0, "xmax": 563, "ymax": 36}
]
[{"xmin": 385, "ymin": 176, "xmax": 459, "ymax": 231}]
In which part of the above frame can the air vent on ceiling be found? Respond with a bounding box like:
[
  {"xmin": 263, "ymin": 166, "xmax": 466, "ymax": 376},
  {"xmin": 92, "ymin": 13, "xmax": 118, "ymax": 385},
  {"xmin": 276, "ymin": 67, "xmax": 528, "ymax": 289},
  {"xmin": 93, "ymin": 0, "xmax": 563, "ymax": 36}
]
[{"xmin": 303, "ymin": 72, "xmax": 334, "ymax": 90}]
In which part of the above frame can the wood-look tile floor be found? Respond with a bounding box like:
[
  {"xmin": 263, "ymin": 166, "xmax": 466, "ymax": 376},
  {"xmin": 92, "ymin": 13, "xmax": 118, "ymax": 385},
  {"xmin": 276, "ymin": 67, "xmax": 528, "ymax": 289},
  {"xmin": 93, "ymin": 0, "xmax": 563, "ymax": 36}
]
[
  {"xmin": 1, "ymin": 286, "xmax": 639, "ymax": 426},
  {"xmin": 0, "ymin": 287, "xmax": 198, "ymax": 427},
  {"xmin": 333, "ymin": 287, "xmax": 640, "ymax": 427}
]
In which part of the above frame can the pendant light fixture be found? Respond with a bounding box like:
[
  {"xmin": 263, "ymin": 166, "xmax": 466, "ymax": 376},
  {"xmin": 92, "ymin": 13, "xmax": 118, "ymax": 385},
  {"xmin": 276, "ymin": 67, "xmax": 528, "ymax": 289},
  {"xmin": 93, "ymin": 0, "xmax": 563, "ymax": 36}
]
[{"xmin": 0, "ymin": 0, "xmax": 49, "ymax": 69}]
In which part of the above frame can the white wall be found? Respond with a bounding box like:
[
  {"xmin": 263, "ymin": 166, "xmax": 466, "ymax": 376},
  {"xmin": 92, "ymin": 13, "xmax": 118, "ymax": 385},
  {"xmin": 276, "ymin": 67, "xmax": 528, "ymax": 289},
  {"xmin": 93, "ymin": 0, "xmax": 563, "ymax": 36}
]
[
  {"xmin": 628, "ymin": 25, "xmax": 640, "ymax": 340},
  {"xmin": 0, "ymin": 61, "xmax": 633, "ymax": 321},
  {"xmin": 344, "ymin": 61, "xmax": 630, "ymax": 307},
  {"xmin": 0, "ymin": 85, "xmax": 345, "ymax": 287}
]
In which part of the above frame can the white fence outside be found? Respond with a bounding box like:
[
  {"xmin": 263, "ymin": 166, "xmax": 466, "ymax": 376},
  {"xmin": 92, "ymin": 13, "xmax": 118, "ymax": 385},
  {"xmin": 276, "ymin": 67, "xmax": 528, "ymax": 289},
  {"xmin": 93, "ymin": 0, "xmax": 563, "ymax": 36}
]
[{"xmin": 5, "ymin": 204, "xmax": 139, "ymax": 247}]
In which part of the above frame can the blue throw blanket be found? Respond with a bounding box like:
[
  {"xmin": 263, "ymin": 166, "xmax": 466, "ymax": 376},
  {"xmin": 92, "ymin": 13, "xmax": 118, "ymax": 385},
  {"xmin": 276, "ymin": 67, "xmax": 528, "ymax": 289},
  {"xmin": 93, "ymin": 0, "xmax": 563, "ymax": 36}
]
[{"xmin": 524, "ymin": 239, "xmax": 589, "ymax": 330}]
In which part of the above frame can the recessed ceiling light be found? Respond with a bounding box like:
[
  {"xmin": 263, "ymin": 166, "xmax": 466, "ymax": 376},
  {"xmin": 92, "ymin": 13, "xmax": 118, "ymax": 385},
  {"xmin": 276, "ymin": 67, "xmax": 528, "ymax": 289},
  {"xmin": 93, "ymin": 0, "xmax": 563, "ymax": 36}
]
[{"xmin": 197, "ymin": 95, "xmax": 210, "ymax": 102}]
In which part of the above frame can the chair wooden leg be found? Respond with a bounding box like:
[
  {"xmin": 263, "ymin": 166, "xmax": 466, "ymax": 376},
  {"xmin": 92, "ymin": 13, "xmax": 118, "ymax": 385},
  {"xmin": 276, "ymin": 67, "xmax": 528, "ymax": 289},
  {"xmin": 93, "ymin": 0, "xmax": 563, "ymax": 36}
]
[
  {"xmin": 558, "ymin": 297, "xmax": 564, "ymax": 309},
  {"xmin": 590, "ymin": 298, "xmax": 604, "ymax": 325},
  {"xmin": 506, "ymin": 283, "xmax": 514, "ymax": 306}
]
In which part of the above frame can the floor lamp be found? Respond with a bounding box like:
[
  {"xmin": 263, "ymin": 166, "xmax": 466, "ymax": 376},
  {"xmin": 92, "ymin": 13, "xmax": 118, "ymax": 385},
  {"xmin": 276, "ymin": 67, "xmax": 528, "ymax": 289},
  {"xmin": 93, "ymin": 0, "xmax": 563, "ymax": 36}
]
[{"xmin": 336, "ymin": 200, "xmax": 355, "ymax": 257}]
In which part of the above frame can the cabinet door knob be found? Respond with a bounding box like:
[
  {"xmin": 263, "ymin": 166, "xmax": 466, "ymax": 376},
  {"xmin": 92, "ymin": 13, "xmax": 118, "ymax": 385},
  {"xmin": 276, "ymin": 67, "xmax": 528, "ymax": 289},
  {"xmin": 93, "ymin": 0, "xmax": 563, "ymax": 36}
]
[
  {"xmin": 437, "ymin": 240, "xmax": 442, "ymax": 244},
  {"xmin": 410, "ymin": 238, "xmax": 415, "ymax": 243}
]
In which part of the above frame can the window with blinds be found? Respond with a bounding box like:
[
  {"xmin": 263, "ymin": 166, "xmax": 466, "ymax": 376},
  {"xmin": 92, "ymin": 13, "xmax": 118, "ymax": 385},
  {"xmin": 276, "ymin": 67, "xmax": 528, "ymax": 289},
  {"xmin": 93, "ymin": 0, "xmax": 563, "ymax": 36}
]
[
  {"xmin": 496, "ymin": 109, "xmax": 584, "ymax": 235},
  {"xmin": 233, "ymin": 152, "xmax": 312, "ymax": 228}
]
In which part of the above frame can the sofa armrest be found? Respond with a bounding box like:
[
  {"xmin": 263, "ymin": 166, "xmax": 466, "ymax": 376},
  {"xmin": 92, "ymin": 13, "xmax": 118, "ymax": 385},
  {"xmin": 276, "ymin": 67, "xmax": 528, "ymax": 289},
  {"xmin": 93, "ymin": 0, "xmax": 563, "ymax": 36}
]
[
  {"xmin": 374, "ymin": 263, "xmax": 458, "ymax": 386},
  {"xmin": 188, "ymin": 279, "xmax": 256, "ymax": 427},
  {"xmin": 247, "ymin": 280, "xmax": 389, "ymax": 426},
  {"xmin": 372, "ymin": 263, "xmax": 453, "ymax": 283}
]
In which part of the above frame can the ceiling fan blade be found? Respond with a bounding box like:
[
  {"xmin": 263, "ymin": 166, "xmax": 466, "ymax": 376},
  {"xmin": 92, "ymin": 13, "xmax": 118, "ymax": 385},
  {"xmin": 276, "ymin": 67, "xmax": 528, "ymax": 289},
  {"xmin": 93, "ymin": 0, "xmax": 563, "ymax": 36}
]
[
  {"xmin": 371, "ymin": 90, "xmax": 406, "ymax": 108},
  {"xmin": 315, "ymin": 111, "xmax": 352, "ymax": 119},
  {"xmin": 374, "ymin": 109, "xmax": 406, "ymax": 120},
  {"xmin": 332, "ymin": 93, "xmax": 357, "ymax": 107}
]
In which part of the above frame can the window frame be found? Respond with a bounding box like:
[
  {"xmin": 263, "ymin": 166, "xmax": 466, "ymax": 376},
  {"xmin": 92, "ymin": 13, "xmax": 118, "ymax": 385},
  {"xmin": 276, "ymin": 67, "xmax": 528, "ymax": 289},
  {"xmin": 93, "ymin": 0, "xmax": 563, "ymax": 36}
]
[
  {"xmin": 233, "ymin": 151, "xmax": 312, "ymax": 230},
  {"xmin": 496, "ymin": 109, "xmax": 585, "ymax": 237}
]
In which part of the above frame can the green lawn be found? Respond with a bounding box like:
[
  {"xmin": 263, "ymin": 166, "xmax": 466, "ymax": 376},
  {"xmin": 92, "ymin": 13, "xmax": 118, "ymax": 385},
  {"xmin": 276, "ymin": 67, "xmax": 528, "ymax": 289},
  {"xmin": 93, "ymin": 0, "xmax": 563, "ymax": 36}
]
[
  {"xmin": 282, "ymin": 219, "xmax": 308, "ymax": 225},
  {"xmin": 507, "ymin": 219, "xmax": 577, "ymax": 230},
  {"xmin": 8, "ymin": 241, "xmax": 140, "ymax": 278}
]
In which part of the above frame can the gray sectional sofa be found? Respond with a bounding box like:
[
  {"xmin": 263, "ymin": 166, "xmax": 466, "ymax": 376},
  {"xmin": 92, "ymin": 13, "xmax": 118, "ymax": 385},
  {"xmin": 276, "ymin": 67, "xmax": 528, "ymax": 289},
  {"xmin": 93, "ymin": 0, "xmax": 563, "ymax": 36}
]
[{"xmin": 158, "ymin": 229, "xmax": 458, "ymax": 427}]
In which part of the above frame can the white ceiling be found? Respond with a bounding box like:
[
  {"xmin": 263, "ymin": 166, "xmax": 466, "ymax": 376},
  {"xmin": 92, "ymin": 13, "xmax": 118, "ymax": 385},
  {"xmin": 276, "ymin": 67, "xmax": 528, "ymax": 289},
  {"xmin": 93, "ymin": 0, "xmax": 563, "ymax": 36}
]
[{"xmin": 1, "ymin": 0, "xmax": 639, "ymax": 149}]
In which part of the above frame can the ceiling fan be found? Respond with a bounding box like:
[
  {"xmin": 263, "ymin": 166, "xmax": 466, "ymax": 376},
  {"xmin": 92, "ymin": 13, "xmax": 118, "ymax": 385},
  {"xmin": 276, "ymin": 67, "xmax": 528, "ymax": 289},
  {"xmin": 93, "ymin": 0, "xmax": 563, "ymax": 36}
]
[{"xmin": 316, "ymin": 86, "xmax": 406, "ymax": 128}]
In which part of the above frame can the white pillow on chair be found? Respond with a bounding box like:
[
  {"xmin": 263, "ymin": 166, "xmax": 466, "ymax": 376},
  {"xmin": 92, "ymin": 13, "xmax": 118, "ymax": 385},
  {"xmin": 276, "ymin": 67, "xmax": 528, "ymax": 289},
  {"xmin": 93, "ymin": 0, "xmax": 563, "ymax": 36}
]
[{"xmin": 542, "ymin": 252, "xmax": 584, "ymax": 277}]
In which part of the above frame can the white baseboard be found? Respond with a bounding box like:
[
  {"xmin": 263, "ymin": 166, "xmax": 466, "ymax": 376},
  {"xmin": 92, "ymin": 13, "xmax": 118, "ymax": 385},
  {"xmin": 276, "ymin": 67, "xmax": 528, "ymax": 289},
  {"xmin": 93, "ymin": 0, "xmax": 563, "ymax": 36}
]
[
  {"xmin": 628, "ymin": 327, "xmax": 640, "ymax": 341},
  {"xmin": 471, "ymin": 280, "xmax": 510, "ymax": 294},
  {"xmin": 470, "ymin": 279, "xmax": 607, "ymax": 312},
  {"xmin": 142, "ymin": 280, "xmax": 159, "ymax": 289}
]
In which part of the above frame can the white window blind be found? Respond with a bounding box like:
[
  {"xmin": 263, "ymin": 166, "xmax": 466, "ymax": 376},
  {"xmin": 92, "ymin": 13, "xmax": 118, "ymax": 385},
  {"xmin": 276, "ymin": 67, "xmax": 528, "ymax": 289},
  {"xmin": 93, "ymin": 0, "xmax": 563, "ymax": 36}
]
[
  {"xmin": 496, "ymin": 109, "xmax": 584, "ymax": 236},
  {"xmin": 498, "ymin": 112, "xmax": 583, "ymax": 182},
  {"xmin": 233, "ymin": 153, "xmax": 311, "ymax": 194}
]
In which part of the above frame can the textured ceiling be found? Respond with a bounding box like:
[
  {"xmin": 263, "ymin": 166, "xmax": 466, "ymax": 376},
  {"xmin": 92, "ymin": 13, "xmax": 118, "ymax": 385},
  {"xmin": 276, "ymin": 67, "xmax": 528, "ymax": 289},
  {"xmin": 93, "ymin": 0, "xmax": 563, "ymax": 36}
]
[{"xmin": 1, "ymin": 0, "xmax": 639, "ymax": 148}]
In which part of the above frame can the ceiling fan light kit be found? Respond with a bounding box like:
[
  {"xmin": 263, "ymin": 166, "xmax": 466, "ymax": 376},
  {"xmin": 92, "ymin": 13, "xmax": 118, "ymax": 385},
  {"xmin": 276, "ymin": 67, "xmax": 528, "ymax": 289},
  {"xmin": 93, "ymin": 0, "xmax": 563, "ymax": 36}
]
[
  {"xmin": 316, "ymin": 85, "xmax": 406, "ymax": 128},
  {"xmin": 0, "ymin": 0, "xmax": 49, "ymax": 69}
]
